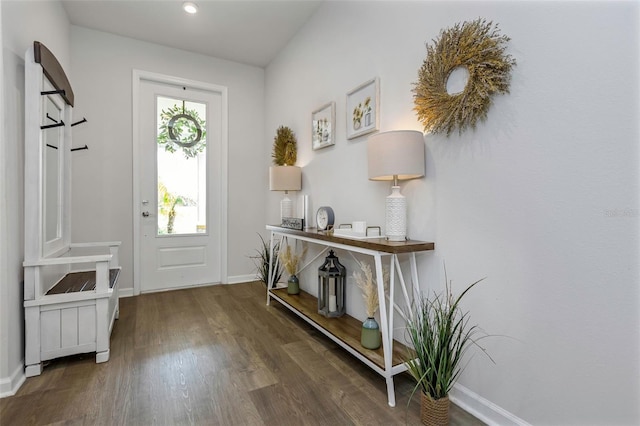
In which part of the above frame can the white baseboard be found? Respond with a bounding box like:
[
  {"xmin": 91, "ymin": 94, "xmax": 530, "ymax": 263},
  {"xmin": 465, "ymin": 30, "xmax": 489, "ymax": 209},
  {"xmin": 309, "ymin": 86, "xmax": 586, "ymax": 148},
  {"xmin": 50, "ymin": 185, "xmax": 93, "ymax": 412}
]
[
  {"xmin": 121, "ymin": 277, "xmax": 258, "ymax": 295},
  {"xmin": 118, "ymin": 287, "xmax": 134, "ymax": 298},
  {"xmin": 450, "ymin": 383, "xmax": 530, "ymax": 426},
  {"xmin": 226, "ymin": 274, "xmax": 259, "ymax": 284},
  {"xmin": 0, "ymin": 361, "xmax": 25, "ymax": 398}
]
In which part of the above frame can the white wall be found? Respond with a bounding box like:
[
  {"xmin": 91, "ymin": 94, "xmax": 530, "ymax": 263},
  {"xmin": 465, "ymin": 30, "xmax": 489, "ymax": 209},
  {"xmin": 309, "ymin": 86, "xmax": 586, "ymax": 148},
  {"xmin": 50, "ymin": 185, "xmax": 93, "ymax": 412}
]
[
  {"xmin": 0, "ymin": 0, "xmax": 70, "ymax": 396},
  {"xmin": 265, "ymin": 1, "xmax": 639, "ymax": 425},
  {"xmin": 69, "ymin": 26, "xmax": 266, "ymax": 291}
]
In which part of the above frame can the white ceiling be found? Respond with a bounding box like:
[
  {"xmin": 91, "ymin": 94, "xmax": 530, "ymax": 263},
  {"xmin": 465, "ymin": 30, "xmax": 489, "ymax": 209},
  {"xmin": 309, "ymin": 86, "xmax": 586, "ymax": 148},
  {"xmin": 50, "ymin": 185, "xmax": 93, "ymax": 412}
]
[{"xmin": 61, "ymin": 0, "xmax": 323, "ymax": 68}]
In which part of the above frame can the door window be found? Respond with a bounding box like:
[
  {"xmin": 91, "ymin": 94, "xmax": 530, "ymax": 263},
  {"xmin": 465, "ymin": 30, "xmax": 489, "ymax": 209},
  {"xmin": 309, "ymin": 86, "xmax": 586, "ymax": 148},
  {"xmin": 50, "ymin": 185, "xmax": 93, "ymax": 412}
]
[{"xmin": 155, "ymin": 96, "xmax": 207, "ymax": 235}]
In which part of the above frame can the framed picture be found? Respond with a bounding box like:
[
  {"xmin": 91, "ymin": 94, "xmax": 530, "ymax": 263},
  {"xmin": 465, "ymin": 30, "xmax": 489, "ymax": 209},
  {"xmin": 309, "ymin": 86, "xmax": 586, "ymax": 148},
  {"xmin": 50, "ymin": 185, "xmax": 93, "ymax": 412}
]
[
  {"xmin": 312, "ymin": 101, "xmax": 335, "ymax": 150},
  {"xmin": 346, "ymin": 77, "xmax": 379, "ymax": 140}
]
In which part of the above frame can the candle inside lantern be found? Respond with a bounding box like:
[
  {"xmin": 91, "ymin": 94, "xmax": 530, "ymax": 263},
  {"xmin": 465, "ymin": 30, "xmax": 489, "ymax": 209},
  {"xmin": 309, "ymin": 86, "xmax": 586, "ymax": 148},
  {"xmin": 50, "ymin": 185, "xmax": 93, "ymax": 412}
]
[
  {"xmin": 329, "ymin": 295, "xmax": 337, "ymax": 312},
  {"xmin": 329, "ymin": 278, "xmax": 337, "ymax": 312}
]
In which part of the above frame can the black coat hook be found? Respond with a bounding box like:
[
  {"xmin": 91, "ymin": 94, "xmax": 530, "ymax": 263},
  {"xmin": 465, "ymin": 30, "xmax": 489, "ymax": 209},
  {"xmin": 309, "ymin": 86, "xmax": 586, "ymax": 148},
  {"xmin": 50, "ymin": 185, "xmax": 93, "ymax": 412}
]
[
  {"xmin": 71, "ymin": 145, "xmax": 88, "ymax": 152},
  {"xmin": 41, "ymin": 121, "xmax": 65, "ymax": 130},
  {"xmin": 41, "ymin": 89, "xmax": 65, "ymax": 97},
  {"xmin": 46, "ymin": 113, "xmax": 58, "ymax": 123},
  {"xmin": 46, "ymin": 144, "xmax": 58, "ymax": 150},
  {"xmin": 71, "ymin": 117, "xmax": 87, "ymax": 127}
]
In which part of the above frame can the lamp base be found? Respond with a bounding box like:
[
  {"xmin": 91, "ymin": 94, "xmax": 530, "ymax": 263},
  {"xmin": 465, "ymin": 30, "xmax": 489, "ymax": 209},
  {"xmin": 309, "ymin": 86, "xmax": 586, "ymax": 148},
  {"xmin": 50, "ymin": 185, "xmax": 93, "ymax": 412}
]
[
  {"xmin": 281, "ymin": 194, "xmax": 293, "ymax": 220},
  {"xmin": 385, "ymin": 186, "xmax": 406, "ymax": 241}
]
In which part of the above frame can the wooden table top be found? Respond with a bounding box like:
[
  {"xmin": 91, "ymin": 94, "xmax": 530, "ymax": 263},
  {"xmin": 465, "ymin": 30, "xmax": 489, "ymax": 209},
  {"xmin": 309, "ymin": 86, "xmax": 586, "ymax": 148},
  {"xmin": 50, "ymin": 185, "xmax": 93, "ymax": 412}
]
[{"xmin": 267, "ymin": 225, "xmax": 434, "ymax": 254}]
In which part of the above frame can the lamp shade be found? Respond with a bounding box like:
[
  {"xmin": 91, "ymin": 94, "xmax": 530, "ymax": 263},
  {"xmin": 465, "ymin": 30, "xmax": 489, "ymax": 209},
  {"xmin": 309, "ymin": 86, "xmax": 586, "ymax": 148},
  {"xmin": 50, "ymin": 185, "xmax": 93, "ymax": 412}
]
[
  {"xmin": 367, "ymin": 130, "xmax": 425, "ymax": 181},
  {"xmin": 367, "ymin": 130, "xmax": 425, "ymax": 241},
  {"xmin": 269, "ymin": 166, "xmax": 302, "ymax": 191}
]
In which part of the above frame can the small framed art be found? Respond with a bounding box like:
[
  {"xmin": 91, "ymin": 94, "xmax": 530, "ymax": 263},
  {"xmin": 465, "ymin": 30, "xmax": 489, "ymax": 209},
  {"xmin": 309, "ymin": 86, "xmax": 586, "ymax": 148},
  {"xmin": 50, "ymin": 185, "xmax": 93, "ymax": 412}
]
[
  {"xmin": 312, "ymin": 101, "xmax": 335, "ymax": 150},
  {"xmin": 346, "ymin": 77, "xmax": 379, "ymax": 140}
]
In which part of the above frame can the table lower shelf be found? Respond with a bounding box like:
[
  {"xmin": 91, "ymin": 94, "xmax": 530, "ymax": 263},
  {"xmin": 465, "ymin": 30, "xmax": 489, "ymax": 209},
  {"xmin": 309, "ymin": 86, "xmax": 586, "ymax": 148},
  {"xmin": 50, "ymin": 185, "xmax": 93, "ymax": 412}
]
[{"xmin": 268, "ymin": 287, "xmax": 409, "ymax": 371}]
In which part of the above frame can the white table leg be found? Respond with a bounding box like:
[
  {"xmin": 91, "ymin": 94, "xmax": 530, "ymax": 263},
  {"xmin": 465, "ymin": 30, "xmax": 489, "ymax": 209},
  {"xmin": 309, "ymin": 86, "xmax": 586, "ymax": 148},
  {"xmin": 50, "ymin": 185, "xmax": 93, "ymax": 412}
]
[
  {"xmin": 410, "ymin": 253, "xmax": 420, "ymax": 303},
  {"xmin": 266, "ymin": 231, "xmax": 275, "ymax": 305},
  {"xmin": 374, "ymin": 253, "xmax": 396, "ymax": 407},
  {"xmin": 385, "ymin": 376, "xmax": 397, "ymax": 407}
]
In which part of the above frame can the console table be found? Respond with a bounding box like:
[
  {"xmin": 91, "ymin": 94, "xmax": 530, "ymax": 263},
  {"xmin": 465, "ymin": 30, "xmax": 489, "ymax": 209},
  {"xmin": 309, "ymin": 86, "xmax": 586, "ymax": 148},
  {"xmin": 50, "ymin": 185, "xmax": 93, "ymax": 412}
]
[{"xmin": 266, "ymin": 225, "xmax": 434, "ymax": 407}]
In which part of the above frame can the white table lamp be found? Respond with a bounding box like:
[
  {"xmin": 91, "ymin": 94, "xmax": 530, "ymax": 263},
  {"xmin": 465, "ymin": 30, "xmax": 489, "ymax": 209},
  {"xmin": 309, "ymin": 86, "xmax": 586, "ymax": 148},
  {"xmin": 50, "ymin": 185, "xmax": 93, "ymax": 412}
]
[
  {"xmin": 269, "ymin": 165, "xmax": 302, "ymax": 220},
  {"xmin": 367, "ymin": 130, "xmax": 425, "ymax": 241}
]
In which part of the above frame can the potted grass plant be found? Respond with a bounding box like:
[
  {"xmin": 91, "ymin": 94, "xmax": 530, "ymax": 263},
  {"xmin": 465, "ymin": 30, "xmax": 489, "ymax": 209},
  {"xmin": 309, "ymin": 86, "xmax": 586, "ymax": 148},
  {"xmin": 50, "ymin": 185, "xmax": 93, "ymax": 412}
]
[
  {"xmin": 404, "ymin": 276, "xmax": 492, "ymax": 426},
  {"xmin": 250, "ymin": 234, "xmax": 282, "ymax": 287}
]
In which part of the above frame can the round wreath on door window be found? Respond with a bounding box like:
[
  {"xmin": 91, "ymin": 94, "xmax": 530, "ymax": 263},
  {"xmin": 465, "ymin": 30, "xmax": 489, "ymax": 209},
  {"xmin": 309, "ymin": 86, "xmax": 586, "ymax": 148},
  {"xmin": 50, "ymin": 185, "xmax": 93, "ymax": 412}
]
[
  {"xmin": 158, "ymin": 103, "xmax": 207, "ymax": 159},
  {"xmin": 413, "ymin": 18, "xmax": 516, "ymax": 136}
]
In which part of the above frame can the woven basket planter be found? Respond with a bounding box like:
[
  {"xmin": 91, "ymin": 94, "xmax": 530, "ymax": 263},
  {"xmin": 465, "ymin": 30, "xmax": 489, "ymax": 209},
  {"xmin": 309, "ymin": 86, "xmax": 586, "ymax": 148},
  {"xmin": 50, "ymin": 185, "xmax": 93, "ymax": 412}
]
[{"xmin": 420, "ymin": 392, "xmax": 450, "ymax": 426}]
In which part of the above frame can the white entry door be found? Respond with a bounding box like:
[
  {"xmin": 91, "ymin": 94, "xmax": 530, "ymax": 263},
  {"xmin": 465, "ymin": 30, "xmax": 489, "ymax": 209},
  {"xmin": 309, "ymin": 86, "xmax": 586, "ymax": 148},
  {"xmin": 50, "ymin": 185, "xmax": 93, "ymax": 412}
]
[{"xmin": 136, "ymin": 75, "xmax": 225, "ymax": 293}]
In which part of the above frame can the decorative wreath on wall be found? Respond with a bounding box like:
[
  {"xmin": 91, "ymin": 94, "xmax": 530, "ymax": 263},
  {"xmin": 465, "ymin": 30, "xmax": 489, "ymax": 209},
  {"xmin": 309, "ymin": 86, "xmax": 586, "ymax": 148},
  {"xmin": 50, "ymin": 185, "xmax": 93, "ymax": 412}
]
[
  {"xmin": 158, "ymin": 103, "xmax": 207, "ymax": 159},
  {"xmin": 413, "ymin": 18, "xmax": 516, "ymax": 136},
  {"xmin": 272, "ymin": 126, "xmax": 297, "ymax": 166}
]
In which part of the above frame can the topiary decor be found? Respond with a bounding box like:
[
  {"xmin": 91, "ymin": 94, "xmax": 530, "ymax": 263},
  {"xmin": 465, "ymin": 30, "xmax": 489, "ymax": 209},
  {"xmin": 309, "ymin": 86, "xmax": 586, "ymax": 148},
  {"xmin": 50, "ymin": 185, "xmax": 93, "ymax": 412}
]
[{"xmin": 272, "ymin": 126, "xmax": 297, "ymax": 166}]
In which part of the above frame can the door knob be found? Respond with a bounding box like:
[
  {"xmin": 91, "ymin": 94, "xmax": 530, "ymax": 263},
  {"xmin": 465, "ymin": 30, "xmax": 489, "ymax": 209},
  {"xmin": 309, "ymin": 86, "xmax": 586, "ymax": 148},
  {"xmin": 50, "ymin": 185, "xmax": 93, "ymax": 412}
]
[{"xmin": 142, "ymin": 211, "xmax": 150, "ymax": 217}]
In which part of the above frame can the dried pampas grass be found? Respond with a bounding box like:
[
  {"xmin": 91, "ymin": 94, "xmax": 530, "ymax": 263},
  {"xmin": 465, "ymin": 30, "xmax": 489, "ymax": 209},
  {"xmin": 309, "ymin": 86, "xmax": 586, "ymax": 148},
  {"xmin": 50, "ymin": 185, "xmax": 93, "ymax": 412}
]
[
  {"xmin": 280, "ymin": 243, "xmax": 307, "ymax": 276},
  {"xmin": 353, "ymin": 259, "xmax": 388, "ymax": 318}
]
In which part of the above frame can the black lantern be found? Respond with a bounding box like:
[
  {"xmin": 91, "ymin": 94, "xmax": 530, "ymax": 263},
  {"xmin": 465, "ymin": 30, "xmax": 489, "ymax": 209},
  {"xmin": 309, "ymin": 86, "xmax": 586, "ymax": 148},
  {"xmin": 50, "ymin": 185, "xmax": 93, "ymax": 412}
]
[{"xmin": 318, "ymin": 250, "xmax": 346, "ymax": 317}]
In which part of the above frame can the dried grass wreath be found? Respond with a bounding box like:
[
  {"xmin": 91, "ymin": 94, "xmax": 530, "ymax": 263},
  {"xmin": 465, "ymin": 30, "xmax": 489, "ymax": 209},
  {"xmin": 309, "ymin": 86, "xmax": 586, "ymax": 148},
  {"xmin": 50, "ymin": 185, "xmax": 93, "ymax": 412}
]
[{"xmin": 413, "ymin": 19, "xmax": 516, "ymax": 136}]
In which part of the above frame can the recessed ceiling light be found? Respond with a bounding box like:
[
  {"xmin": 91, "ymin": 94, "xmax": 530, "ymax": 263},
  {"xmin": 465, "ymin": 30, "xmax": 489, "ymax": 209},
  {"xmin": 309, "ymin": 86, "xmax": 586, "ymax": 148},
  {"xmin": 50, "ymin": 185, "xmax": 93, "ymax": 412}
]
[{"xmin": 183, "ymin": 2, "xmax": 198, "ymax": 14}]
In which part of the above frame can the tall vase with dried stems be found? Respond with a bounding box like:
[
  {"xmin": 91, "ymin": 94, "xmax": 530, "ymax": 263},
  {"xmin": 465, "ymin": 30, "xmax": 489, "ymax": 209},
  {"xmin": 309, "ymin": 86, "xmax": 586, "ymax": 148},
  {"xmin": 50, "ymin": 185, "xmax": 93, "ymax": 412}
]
[
  {"xmin": 280, "ymin": 243, "xmax": 306, "ymax": 295},
  {"xmin": 353, "ymin": 259, "xmax": 388, "ymax": 350}
]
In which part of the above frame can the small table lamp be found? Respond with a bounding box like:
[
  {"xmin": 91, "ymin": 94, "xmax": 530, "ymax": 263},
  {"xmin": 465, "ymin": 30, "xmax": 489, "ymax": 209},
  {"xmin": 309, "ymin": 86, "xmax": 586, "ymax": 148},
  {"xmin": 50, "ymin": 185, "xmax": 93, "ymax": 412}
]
[
  {"xmin": 367, "ymin": 130, "xmax": 425, "ymax": 241},
  {"xmin": 269, "ymin": 165, "xmax": 302, "ymax": 220}
]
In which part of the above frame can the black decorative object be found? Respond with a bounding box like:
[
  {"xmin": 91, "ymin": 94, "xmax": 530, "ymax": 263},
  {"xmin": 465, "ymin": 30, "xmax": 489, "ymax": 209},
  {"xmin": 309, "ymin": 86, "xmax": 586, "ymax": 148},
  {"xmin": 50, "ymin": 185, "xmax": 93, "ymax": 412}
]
[
  {"xmin": 318, "ymin": 250, "xmax": 346, "ymax": 318},
  {"xmin": 71, "ymin": 117, "xmax": 87, "ymax": 127},
  {"xmin": 40, "ymin": 121, "xmax": 64, "ymax": 130},
  {"xmin": 281, "ymin": 217, "xmax": 304, "ymax": 230},
  {"xmin": 41, "ymin": 89, "xmax": 65, "ymax": 97}
]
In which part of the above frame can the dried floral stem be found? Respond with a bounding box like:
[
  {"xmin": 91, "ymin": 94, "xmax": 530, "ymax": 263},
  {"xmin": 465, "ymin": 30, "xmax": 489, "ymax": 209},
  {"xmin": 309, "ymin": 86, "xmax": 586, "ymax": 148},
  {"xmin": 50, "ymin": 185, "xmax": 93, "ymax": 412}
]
[
  {"xmin": 353, "ymin": 259, "xmax": 388, "ymax": 318},
  {"xmin": 279, "ymin": 243, "xmax": 307, "ymax": 275}
]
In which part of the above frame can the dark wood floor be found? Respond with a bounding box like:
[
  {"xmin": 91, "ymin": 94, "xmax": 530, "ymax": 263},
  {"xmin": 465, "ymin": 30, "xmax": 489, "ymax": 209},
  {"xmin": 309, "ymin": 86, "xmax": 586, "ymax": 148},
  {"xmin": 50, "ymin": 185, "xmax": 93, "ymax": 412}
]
[{"xmin": 1, "ymin": 282, "xmax": 484, "ymax": 425}]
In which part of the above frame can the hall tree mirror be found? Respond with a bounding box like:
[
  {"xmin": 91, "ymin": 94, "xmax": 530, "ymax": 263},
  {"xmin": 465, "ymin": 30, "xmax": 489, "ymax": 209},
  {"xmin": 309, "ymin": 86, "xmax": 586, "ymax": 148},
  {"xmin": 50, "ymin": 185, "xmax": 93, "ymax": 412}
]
[
  {"xmin": 42, "ymin": 79, "xmax": 64, "ymax": 245},
  {"xmin": 24, "ymin": 40, "xmax": 73, "ymax": 261}
]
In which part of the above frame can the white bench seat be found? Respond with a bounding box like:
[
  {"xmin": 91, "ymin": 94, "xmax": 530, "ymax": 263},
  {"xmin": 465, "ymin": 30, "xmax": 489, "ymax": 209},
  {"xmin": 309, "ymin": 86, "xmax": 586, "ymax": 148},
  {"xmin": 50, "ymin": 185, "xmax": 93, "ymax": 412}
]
[{"xmin": 23, "ymin": 243, "xmax": 121, "ymax": 377}]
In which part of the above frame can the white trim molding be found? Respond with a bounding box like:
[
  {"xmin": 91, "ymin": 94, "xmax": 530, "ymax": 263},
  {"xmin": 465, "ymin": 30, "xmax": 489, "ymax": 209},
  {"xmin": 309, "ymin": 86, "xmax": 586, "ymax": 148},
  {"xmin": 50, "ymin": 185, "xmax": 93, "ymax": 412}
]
[
  {"xmin": 118, "ymin": 287, "xmax": 135, "ymax": 298},
  {"xmin": 0, "ymin": 362, "xmax": 26, "ymax": 399},
  {"xmin": 450, "ymin": 383, "xmax": 531, "ymax": 426},
  {"xmin": 226, "ymin": 274, "xmax": 260, "ymax": 285}
]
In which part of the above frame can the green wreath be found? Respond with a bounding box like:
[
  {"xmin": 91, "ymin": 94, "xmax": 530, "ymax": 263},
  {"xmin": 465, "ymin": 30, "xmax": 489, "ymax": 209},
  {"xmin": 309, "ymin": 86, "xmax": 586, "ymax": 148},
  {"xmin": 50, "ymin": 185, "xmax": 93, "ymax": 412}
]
[
  {"xmin": 158, "ymin": 105, "xmax": 207, "ymax": 159},
  {"xmin": 413, "ymin": 19, "xmax": 516, "ymax": 136}
]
